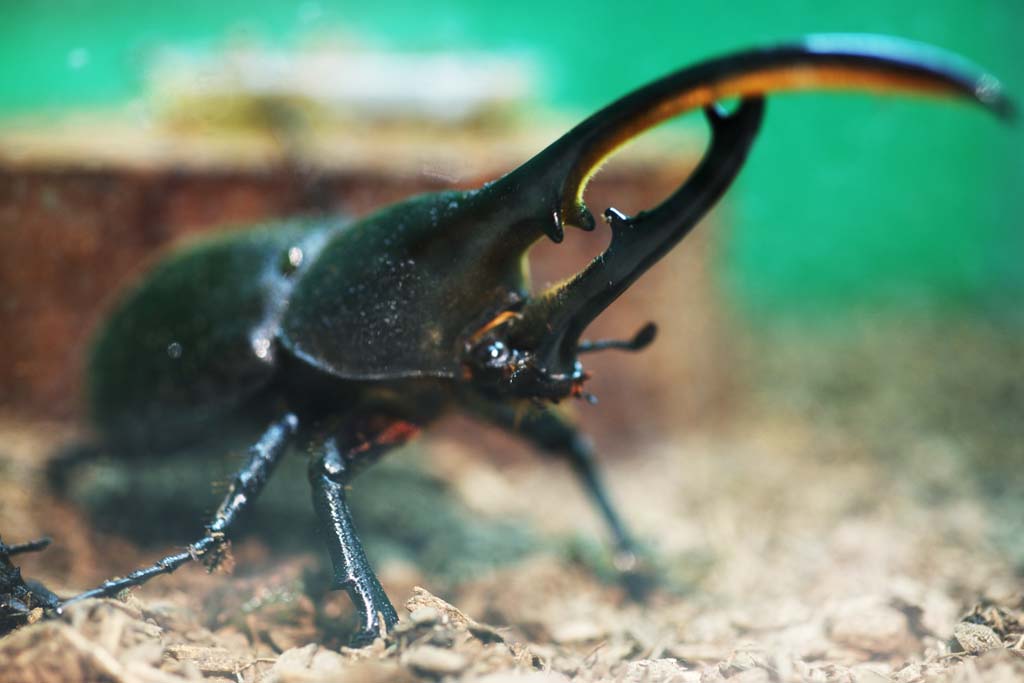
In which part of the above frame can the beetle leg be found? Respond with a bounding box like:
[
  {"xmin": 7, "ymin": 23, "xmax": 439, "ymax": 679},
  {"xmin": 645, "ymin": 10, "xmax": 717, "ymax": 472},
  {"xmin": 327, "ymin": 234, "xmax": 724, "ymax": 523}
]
[
  {"xmin": 307, "ymin": 416, "xmax": 419, "ymax": 646},
  {"xmin": 1, "ymin": 535, "xmax": 61, "ymax": 634},
  {"xmin": 464, "ymin": 399, "xmax": 654, "ymax": 597},
  {"xmin": 60, "ymin": 413, "xmax": 299, "ymax": 607}
]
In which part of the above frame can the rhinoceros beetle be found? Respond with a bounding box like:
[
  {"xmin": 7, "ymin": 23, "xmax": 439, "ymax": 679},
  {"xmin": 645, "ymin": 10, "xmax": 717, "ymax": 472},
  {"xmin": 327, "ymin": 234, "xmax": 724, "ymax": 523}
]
[{"xmin": 17, "ymin": 35, "xmax": 1011, "ymax": 645}]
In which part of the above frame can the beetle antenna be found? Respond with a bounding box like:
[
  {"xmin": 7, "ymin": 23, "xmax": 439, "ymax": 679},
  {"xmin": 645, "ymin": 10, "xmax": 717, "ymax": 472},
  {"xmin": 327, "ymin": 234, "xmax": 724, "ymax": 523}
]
[{"xmin": 578, "ymin": 322, "xmax": 658, "ymax": 354}]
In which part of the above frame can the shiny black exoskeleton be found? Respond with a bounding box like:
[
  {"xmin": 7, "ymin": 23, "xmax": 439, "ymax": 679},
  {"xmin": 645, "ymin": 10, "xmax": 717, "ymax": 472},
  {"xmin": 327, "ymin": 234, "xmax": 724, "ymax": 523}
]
[
  {"xmin": 19, "ymin": 35, "xmax": 1013, "ymax": 645},
  {"xmin": 0, "ymin": 537, "xmax": 59, "ymax": 636}
]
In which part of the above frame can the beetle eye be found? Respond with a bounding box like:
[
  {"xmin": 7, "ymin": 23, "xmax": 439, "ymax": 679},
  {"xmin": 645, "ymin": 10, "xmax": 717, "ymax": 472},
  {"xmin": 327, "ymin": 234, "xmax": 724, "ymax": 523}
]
[{"xmin": 476, "ymin": 340, "xmax": 510, "ymax": 368}]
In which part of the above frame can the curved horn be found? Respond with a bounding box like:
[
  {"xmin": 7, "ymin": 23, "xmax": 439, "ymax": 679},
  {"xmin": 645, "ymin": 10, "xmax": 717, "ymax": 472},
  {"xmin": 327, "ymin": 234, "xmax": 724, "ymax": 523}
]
[{"xmin": 494, "ymin": 34, "xmax": 1013, "ymax": 243}]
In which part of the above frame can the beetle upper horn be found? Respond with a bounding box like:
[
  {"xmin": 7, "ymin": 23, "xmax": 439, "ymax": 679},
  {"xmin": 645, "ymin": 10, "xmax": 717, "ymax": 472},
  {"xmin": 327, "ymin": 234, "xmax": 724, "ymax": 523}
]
[{"xmin": 496, "ymin": 33, "xmax": 1013, "ymax": 244}]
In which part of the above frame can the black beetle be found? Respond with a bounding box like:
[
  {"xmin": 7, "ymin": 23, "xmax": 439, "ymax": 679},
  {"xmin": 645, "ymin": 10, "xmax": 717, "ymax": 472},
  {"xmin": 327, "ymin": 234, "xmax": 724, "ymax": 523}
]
[{"xmin": 25, "ymin": 35, "xmax": 1011, "ymax": 645}]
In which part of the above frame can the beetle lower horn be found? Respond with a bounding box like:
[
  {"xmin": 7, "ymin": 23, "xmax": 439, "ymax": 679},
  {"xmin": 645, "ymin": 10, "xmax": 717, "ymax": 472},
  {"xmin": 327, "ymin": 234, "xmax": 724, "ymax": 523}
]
[{"xmin": 495, "ymin": 34, "xmax": 1013, "ymax": 244}]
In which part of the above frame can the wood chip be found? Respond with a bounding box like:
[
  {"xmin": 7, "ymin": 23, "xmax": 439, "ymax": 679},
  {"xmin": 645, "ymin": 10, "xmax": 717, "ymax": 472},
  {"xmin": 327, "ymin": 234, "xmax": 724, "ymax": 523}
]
[
  {"xmin": 164, "ymin": 643, "xmax": 253, "ymax": 674},
  {"xmin": 401, "ymin": 645, "xmax": 468, "ymax": 676},
  {"xmin": 405, "ymin": 587, "xmax": 472, "ymax": 630},
  {"xmin": 828, "ymin": 601, "xmax": 915, "ymax": 655},
  {"xmin": 622, "ymin": 658, "xmax": 691, "ymax": 683},
  {"xmin": 953, "ymin": 622, "xmax": 1004, "ymax": 655}
]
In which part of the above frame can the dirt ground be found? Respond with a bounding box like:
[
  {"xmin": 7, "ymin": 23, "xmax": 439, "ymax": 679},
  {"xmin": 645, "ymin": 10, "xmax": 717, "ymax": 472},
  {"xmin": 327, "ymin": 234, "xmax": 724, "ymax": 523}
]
[{"xmin": 1, "ymin": 318, "xmax": 1023, "ymax": 683}]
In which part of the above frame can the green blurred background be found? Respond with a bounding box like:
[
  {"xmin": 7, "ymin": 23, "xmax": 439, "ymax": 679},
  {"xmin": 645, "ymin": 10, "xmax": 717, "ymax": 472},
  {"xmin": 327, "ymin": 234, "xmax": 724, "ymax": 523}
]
[{"xmin": 2, "ymin": 1, "xmax": 1021, "ymax": 321}]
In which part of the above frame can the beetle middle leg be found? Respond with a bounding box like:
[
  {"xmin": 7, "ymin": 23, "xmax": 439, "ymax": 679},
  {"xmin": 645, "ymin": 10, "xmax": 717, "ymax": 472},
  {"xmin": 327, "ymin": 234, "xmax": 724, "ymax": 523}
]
[
  {"xmin": 60, "ymin": 413, "xmax": 299, "ymax": 606},
  {"xmin": 307, "ymin": 414, "xmax": 419, "ymax": 646}
]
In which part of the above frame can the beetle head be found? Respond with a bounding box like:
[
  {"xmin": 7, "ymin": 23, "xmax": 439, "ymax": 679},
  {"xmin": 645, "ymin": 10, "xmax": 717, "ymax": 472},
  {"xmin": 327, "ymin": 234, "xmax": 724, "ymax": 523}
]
[
  {"xmin": 463, "ymin": 331, "xmax": 585, "ymax": 402},
  {"xmin": 463, "ymin": 315, "xmax": 658, "ymax": 403},
  {"xmin": 458, "ymin": 34, "xmax": 1010, "ymax": 403}
]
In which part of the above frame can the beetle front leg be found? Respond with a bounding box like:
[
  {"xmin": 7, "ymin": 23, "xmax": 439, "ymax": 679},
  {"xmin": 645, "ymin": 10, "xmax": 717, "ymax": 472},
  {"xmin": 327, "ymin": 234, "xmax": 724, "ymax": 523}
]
[
  {"xmin": 60, "ymin": 413, "xmax": 299, "ymax": 607},
  {"xmin": 523, "ymin": 411, "xmax": 639, "ymax": 561},
  {"xmin": 307, "ymin": 417, "xmax": 419, "ymax": 646},
  {"xmin": 464, "ymin": 399, "xmax": 653, "ymax": 597}
]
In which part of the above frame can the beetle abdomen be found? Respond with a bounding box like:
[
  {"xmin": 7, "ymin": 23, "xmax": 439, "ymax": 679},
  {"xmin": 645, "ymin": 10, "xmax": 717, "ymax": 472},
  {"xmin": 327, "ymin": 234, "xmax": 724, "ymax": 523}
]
[{"xmin": 88, "ymin": 218, "xmax": 343, "ymax": 451}]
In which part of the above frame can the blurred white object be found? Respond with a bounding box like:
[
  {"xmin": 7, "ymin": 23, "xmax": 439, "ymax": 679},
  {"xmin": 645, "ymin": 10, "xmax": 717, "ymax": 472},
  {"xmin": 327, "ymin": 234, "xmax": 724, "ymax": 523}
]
[{"xmin": 147, "ymin": 44, "xmax": 535, "ymax": 128}]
